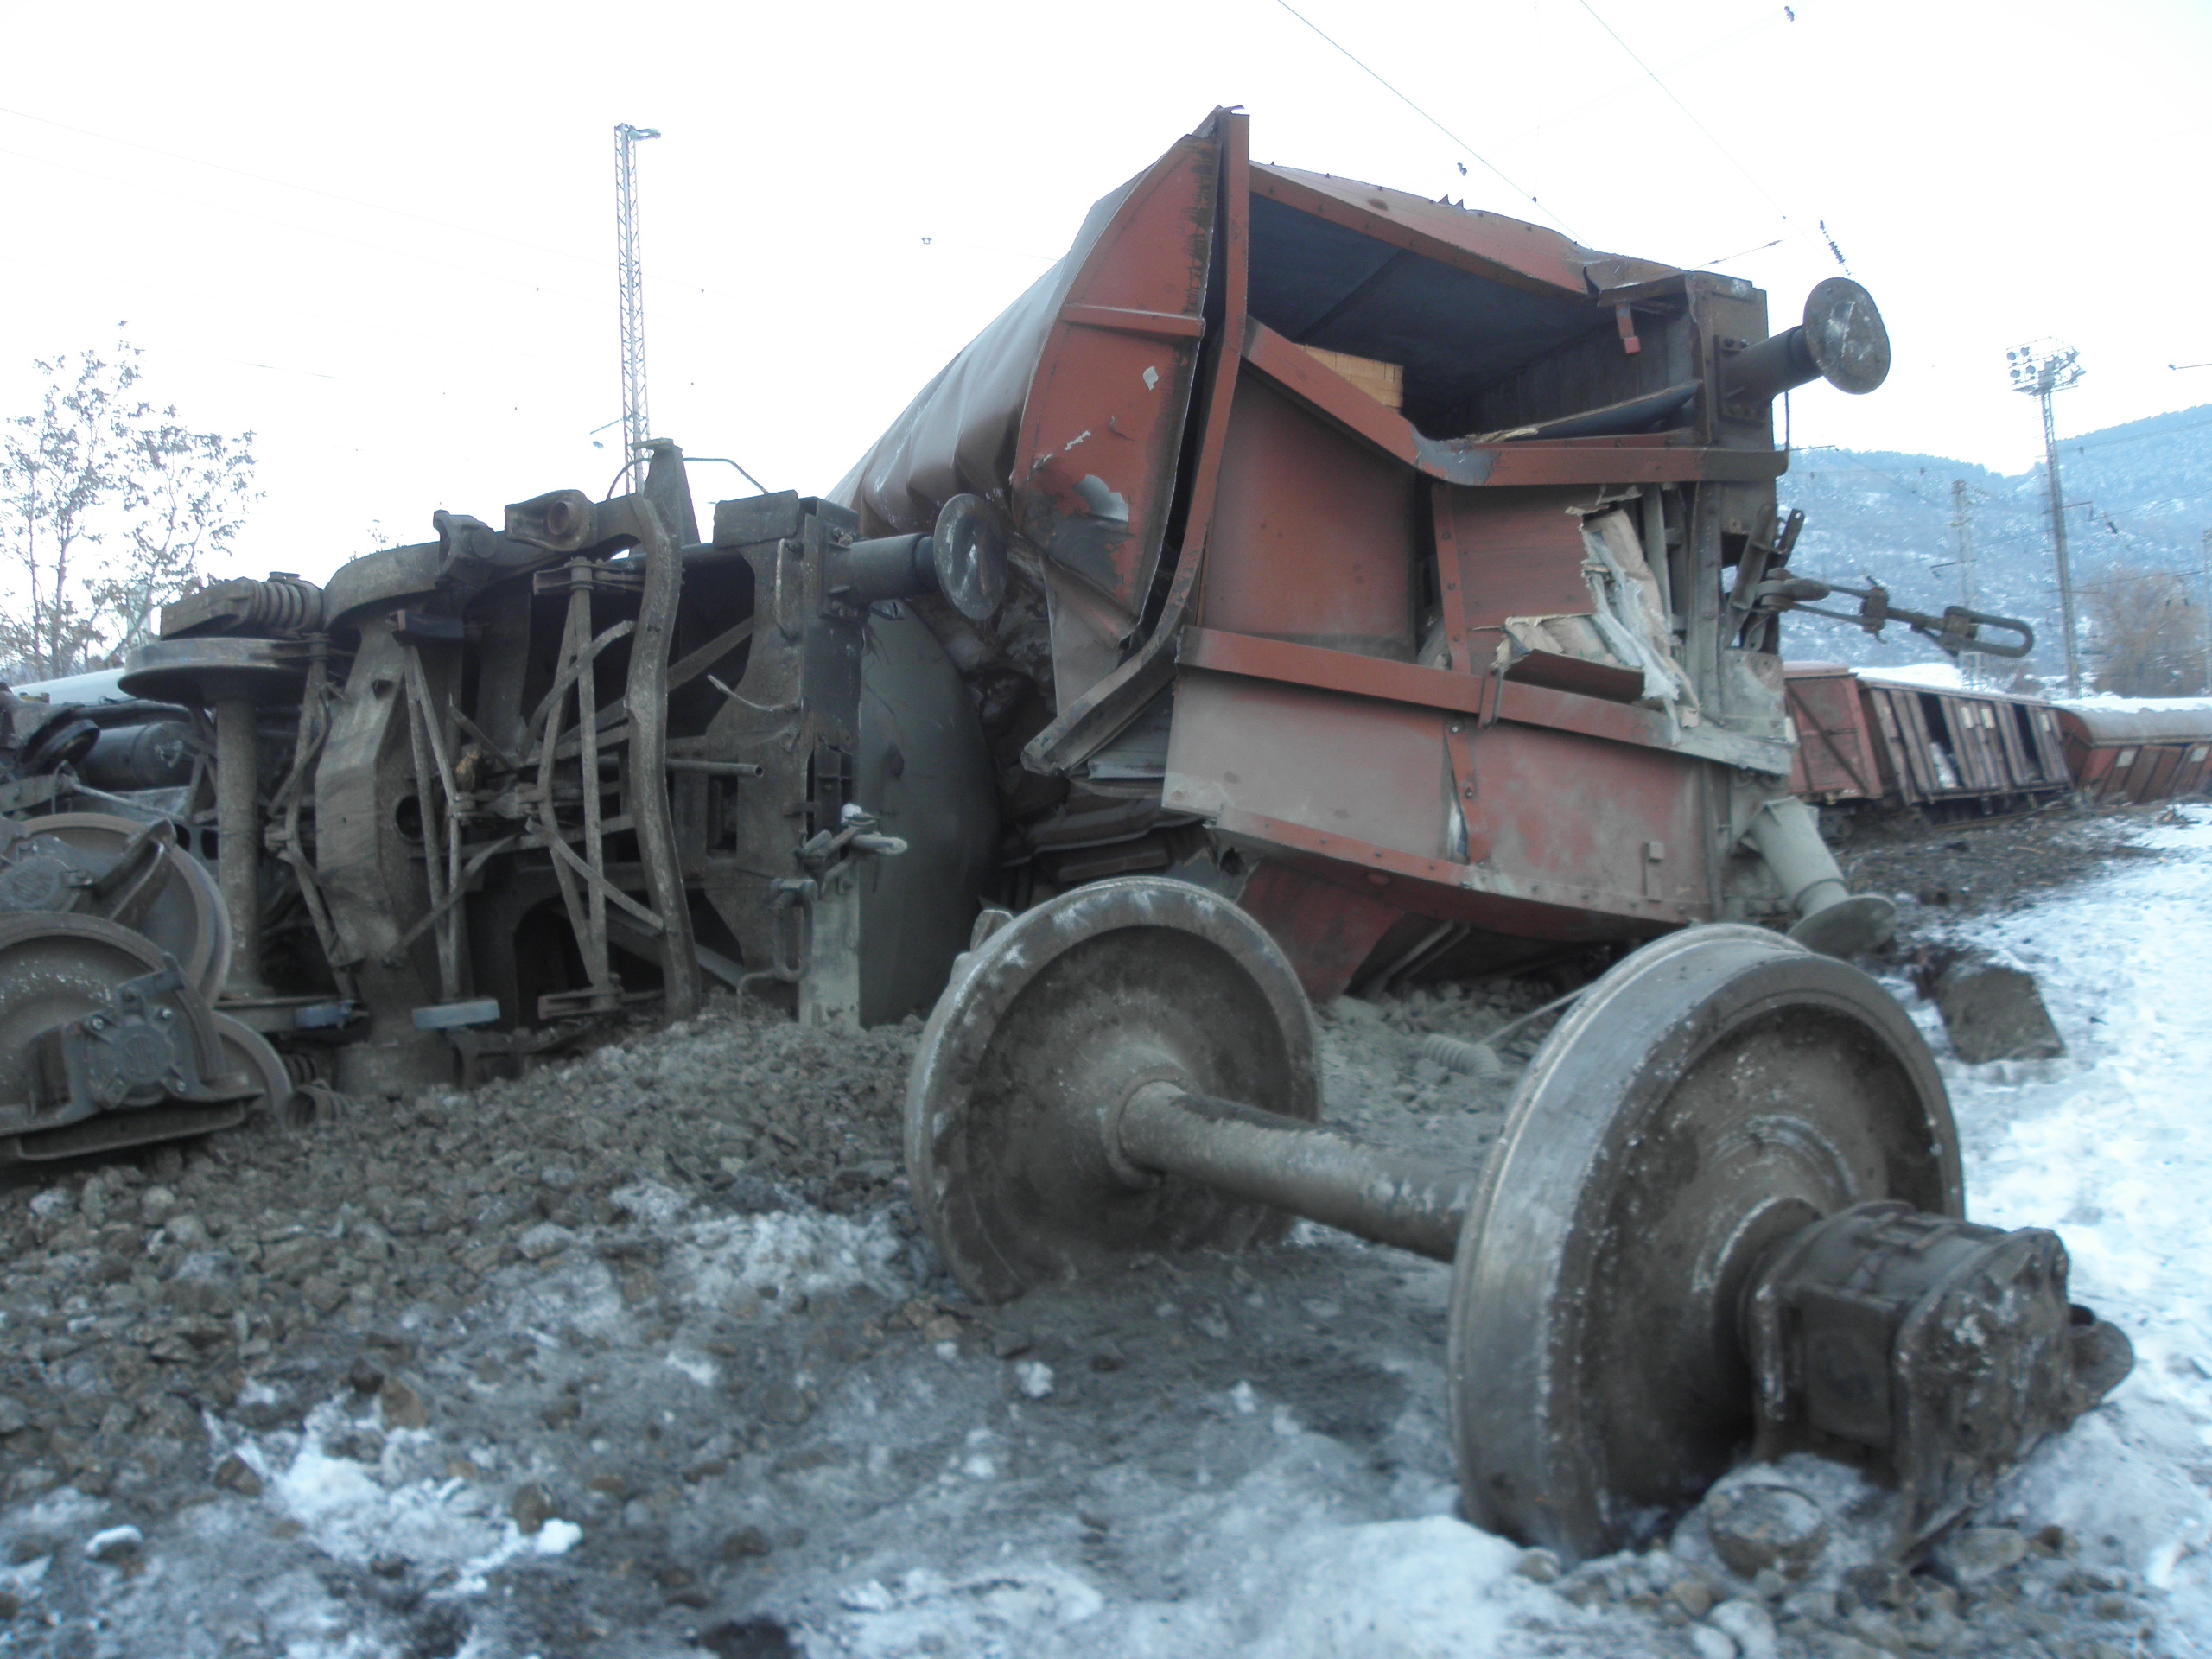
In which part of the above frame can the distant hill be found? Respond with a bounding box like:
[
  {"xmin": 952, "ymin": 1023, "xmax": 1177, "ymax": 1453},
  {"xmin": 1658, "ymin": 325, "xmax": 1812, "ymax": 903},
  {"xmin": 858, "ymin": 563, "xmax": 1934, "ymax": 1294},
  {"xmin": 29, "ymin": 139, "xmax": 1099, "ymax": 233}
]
[{"xmin": 1775, "ymin": 404, "xmax": 2212, "ymax": 690}]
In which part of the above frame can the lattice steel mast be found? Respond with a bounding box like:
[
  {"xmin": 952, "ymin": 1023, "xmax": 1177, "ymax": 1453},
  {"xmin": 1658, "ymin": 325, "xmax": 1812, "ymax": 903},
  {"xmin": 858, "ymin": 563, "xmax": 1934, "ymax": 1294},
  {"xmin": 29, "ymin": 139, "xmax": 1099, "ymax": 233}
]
[
  {"xmin": 2007, "ymin": 340, "xmax": 2086, "ymax": 696},
  {"xmin": 615, "ymin": 122, "xmax": 661, "ymax": 493}
]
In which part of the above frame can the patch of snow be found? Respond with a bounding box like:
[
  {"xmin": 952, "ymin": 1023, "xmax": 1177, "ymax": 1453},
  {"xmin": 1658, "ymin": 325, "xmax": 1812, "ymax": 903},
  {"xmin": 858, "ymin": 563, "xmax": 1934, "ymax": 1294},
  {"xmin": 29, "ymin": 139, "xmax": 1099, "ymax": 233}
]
[
  {"xmin": 1014, "ymin": 1361, "xmax": 1054, "ymax": 1399},
  {"xmin": 1934, "ymin": 805, "xmax": 2212, "ymax": 1636},
  {"xmin": 84, "ymin": 1523, "xmax": 142, "ymax": 1560},
  {"xmin": 607, "ymin": 1179, "xmax": 689, "ymax": 1226},
  {"xmin": 671, "ymin": 1207, "xmax": 904, "ymax": 1308},
  {"xmin": 265, "ymin": 1397, "xmax": 567, "ymax": 1591},
  {"xmin": 664, "ymin": 1348, "xmax": 720, "ymax": 1388},
  {"xmin": 1859, "ymin": 659, "xmax": 1965, "ymax": 689}
]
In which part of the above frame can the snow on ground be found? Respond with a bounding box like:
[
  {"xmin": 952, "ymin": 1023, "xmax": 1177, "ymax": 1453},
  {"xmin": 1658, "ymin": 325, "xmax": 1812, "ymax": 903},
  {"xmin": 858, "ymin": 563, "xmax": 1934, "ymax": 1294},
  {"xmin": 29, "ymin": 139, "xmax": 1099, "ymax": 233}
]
[
  {"xmin": 4, "ymin": 809, "xmax": 2210, "ymax": 1656},
  {"xmin": 1859, "ymin": 659, "xmax": 1967, "ymax": 690},
  {"xmin": 1911, "ymin": 803, "xmax": 2212, "ymax": 1643}
]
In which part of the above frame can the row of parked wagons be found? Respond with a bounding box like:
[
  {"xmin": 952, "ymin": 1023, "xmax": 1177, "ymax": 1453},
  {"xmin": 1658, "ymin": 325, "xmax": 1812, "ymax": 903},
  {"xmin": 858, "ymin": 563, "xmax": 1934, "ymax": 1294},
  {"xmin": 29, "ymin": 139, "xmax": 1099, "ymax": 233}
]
[{"xmin": 1784, "ymin": 662, "xmax": 2212, "ymax": 816}]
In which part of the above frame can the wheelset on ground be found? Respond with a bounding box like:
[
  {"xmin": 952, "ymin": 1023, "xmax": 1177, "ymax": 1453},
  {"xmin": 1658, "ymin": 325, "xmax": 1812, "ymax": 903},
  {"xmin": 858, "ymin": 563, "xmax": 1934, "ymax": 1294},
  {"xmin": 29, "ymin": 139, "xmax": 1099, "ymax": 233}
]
[{"xmin": 906, "ymin": 877, "xmax": 2130, "ymax": 1560}]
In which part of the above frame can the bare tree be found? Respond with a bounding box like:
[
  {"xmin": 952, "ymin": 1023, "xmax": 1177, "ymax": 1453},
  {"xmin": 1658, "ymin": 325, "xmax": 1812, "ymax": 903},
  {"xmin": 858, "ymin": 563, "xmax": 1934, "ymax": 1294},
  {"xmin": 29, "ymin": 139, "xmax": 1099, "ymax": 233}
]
[
  {"xmin": 0, "ymin": 340, "xmax": 258, "ymax": 680},
  {"xmin": 0, "ymin": 346, "xmax": 143, "ymax": 678},
  {"xmin": 102, "ymin": 412, "xmax": 260, "ymax": 655},
  {"xmin": 2083, "ymin": 567, "xmax": 2207, "ymax": 698}
]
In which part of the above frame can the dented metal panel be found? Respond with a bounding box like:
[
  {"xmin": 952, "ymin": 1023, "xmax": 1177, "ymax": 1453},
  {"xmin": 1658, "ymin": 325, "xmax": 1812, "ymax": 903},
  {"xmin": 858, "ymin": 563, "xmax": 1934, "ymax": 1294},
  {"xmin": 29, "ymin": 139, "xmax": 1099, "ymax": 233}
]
[
  {"xmin": 836, "ymin": 131, "xmax": 1216, "ymax": 631},
  {"xmin": 1783, "ymin": 666, "xmax": 1879, "ymax": 803}
]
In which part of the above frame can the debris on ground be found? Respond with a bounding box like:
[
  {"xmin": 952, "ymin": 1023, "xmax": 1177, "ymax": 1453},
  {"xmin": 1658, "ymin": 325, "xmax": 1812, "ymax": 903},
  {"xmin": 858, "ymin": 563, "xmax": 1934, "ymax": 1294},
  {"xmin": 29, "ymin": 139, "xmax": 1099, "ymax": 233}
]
[{"xmin": 0, "ymin": 804, "xmax": 2203, "ymax": 1656}]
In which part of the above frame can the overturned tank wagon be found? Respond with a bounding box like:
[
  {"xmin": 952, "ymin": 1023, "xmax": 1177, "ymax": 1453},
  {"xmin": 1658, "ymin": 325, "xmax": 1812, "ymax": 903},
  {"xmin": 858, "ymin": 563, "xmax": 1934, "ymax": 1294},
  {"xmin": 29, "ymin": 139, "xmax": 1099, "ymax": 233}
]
[{"xmin": 0, "ymin": 107, "xmax": 2132, "ymax": 1567}]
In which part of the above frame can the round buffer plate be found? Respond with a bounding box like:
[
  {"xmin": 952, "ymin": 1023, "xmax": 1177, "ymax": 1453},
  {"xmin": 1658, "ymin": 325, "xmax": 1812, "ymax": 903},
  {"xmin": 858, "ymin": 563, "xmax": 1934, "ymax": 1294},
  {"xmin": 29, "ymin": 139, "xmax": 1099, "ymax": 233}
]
[
  {"xmin": 1447, "ymin": 924, "xmax": 1960, "ymax": 1563},
  {"xmin": 930, "ymin": 493, "xmax": 1008, "ymax": 623},
  {"xmin": 1802, "ymin": 277, "xmax": 1891, "ymax": 396},
  {"xmin": 906, "ymin": 876, "xmax": 1320, "ymax": 1304}
]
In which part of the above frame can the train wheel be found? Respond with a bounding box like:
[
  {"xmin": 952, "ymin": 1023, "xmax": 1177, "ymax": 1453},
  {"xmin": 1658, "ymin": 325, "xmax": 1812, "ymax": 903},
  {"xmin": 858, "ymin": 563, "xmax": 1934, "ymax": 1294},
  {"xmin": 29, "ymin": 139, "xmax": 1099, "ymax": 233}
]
[
  {"xmin": 1447, "ymin": 924, "xmax": 1961, "ymax": 1562},
  {"xmin": 1, "ymin": 813, "xmax": 232, "ymax": 1002},
  {"xmin": 905, "ymin": 878, "xmax": 1319, "ymax": 1303},
  {"xmin": 210, "ymin": 1011, "xmax": 298, "ymax": 1126},
  {"xmin": 0, "ymin": 912, "xmax": 243, "ymax": 1160}
]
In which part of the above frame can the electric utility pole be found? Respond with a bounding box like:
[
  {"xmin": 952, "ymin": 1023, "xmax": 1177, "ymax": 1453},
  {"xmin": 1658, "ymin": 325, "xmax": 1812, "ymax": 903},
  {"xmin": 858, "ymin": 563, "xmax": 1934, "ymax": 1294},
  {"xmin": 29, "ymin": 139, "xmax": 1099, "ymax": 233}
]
[
  {"xmin": 1950, "ymin": 480, "xmax": 1981, "ymax": 685},
  {"xmin": 615, "ymin": 122, "xmax": 661, "ymax": 493},
  {"xmin": 2006, "ymin": 340, "xmax": 2086, "ymax": 696},
  {"xmin": 2201, "ymin": 527, "xmax": 2212, "ymax": 696}
]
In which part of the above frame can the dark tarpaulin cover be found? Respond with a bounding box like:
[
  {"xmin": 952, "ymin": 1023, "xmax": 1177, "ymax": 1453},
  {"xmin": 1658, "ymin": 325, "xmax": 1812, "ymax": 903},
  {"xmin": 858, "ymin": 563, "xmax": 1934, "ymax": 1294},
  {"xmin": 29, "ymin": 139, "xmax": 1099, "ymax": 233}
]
[{"xmin": 830, "ymin": 172, "xmax": 1147, "ymax": 538}]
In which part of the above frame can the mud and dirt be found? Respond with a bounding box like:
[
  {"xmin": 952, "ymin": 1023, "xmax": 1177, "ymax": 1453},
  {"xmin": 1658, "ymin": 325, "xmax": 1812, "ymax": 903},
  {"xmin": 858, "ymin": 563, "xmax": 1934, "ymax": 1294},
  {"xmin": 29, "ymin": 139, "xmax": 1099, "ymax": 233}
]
[
  {"xmin": 1828, "ymin": 797, "xmax": 2160, "ymax": 926},
  {"xmin": 0, "ymin": 802, "xmax": 2190, "ymax": 1657}
]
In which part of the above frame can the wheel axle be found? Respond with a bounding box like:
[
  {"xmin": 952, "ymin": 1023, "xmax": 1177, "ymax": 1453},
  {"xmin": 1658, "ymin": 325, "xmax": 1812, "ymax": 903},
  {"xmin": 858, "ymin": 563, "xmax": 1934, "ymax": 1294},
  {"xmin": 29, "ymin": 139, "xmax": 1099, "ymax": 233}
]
[{"xmin": 906, "ymin": 878, "xmax": 2132, "ymax": 1562}]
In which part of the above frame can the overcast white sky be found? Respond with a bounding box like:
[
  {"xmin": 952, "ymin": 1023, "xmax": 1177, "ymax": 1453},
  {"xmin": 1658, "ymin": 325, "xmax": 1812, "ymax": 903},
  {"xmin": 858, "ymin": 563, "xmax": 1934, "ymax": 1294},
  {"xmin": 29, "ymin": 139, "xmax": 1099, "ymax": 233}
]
[{"xmin": 3, "ymin": 0, "xmax": 2208, "ymax": 586}]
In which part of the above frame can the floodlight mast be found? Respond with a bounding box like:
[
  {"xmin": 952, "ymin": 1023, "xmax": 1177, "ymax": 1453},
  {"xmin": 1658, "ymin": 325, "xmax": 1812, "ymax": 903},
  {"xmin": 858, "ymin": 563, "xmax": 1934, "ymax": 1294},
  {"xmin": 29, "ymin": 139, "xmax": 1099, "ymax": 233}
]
[
  {"xmin": 615, "ymin": 123, "xmax": 661, "ymax": 493},
  {"xmin": 2007, "ymin": 340, "xmax": 2086, "ymax": 696}
]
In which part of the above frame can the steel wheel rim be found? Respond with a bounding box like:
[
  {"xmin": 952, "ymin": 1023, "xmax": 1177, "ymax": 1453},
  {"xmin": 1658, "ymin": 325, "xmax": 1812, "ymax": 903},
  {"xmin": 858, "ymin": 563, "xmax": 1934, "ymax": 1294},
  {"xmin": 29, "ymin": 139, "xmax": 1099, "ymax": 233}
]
[
  {"xmin": 0, "ymin": 912, "xmax": 170, "ymax": 1080},
  {"xmin": 1446, "ymin": 925, "xmax": 1958, "ymax": 1562},
  {"xmin": 17, "ymin": 814, "xmax": 231, "ymax": 1001},
  {"xmin": 906, "ymin": 877, "xmax": 1319, "ymax": 1303},
  {"xmin": 210, "ymin": 1011, "xmax": 293, "ymax": 1121}
]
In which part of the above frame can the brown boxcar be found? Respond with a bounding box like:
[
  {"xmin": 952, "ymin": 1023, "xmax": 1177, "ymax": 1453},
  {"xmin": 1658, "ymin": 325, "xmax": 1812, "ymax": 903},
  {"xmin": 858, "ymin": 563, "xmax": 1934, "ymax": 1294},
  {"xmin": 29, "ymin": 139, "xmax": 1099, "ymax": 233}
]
[
  {"xmin": 2056, "ymin": 702, "xmax": 2212, "ymax": 803},
  {"xmin": 1786, "ymin": 664, "xmax": 2071, "ymax": 815}
]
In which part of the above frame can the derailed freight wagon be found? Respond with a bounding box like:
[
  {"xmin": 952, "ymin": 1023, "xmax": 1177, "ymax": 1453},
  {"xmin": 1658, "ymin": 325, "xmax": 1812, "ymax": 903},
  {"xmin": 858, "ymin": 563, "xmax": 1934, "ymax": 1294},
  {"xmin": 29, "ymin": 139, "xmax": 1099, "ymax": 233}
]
[
  {"xmin": 1785, "ymin": 662, "xmax": 2072, "ymax": 815},
  {"xmin": 0, "ymin": 109, "xmax": 2129, "ymax": 1567},
  {"xmin": 856, "ymin": 110, "xmax": 2126, "ymax": 1566},
  {"xmin": 2056, "ymin": 699, "xmax": 2212, "ymax": 804},
  {"xmin": 840, "ymin": 107, "xmax": 1904, "ymax": 985}
]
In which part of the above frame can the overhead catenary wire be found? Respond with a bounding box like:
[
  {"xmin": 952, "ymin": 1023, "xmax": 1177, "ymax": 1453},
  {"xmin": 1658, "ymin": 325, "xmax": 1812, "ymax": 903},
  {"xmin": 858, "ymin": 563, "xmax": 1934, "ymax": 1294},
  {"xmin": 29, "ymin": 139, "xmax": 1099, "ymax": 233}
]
[
  {"xmin": 1573, "ymin": 0, "xmax": 1850, "ymax": 271},
  {"xmin": 1269, "ymin": 0, "xmax": 1582, "ymax": 239},
  {"xmin": 0, "ymin": 103, "xmax": 970, "ymax": 309}
]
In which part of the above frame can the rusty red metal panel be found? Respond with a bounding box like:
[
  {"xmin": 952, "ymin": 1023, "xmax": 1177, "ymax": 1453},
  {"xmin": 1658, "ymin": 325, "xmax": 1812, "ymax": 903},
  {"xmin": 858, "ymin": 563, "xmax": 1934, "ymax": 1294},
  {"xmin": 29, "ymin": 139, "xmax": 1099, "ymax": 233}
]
[
  {"xmin": 1016, "ymin": 136, "xmax": 1218, "ymax": 618},
  {"xmin": 1163, "ymin": 666, "xmax": 1710, "ymax": 936},
  {"xmin": 1177, "ymin": 626, "xmax": 1714, "ymax": 765},
  {"xmin": 1249, "ymin": 165, "xmax": 1667, "ymax": 300},
  {"xmin": 1462, "ymin": 720, "xmax": 1708, "ymax": 919},
  {"xmin": 1783, "ymin": 668, "xmax": 1878, "ymax": 802},
  {"xmin": 2120, "ymin": 746, "xmax": 2164, "ymax": 803},
  {"xmin": 1166, "ymin": 669, "xmax": 1451, "ymax": 859},
  {"xmin": 1217, "ymin": 810, "xmax": 1666, "ymax": 944},
  {"xmin": 1020, "ymin": 111, "xmax": 1250, "ymax": 775},
  {"xmin": 836, "ymin": 121, "xmax": 1220, "ymax": 660},
  {"xmin": 1439, "ymin": 485, "xmax": 1599, "ymax": 630},
  {"xmin": 2057, "ymin": 718, "xmax": 2101, "ymax": 791},
  {"xmin": 2144, "ymin": 746, "xmax": 2185, "ymax": 801},
  {"xmin": 1462, "ymin": 441, "xmax": 1787, "ymax": 488},
  {"xmin": 1198, "ymin": 378, "xmax": 1417, "ymax": 658},
  {"xmin": 1233, "ymin": 859, "xmax": 1404, "ymax": 1001}
]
